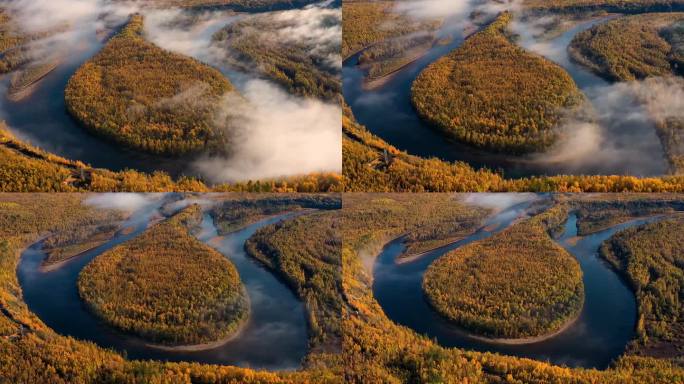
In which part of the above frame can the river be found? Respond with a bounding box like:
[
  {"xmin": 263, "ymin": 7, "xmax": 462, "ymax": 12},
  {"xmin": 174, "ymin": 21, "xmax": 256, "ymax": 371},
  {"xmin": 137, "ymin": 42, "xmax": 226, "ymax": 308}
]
[
  {"xmin": 17, "ymin": 199, "xmax": 308, "ymax": 370},
  {"xmin": 0, "ymin": 0, "xmax": 336, "ymax": 179},
  {"xmin": 372, "ymin": 200, "xmax": 666, "ymax": 368},
  {"xmin": 343, "ymin": 15, "xmax": 667, "ymax": 178}
]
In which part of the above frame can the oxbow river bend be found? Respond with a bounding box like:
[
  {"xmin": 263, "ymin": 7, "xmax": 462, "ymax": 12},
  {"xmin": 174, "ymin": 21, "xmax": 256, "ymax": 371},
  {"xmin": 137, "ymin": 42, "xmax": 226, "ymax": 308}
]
[
  {"xmin": 343, "ymin": 16, "xmax": 667, "ymax": 178},
  {"xmin": 372, "ymin": 201, "xmax": 667, "ymax": 368},
  {"xmin": 0, "ymin": 0, "xmax": 336, "ymax": 178},
  {"xmin": 17, "ymin": 202, "xmax": 308, "ymax": 370}
]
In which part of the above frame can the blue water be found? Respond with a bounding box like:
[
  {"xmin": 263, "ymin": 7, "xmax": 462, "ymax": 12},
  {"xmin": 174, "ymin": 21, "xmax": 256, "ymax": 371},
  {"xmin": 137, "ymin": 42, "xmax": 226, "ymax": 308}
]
[
  {"xmin": 17, "ymin": 202, "xmax": 308, "ymax": 370},
  {"xmin": 373, "ymin": 203, "xmax": 664, "ymax": 368}
]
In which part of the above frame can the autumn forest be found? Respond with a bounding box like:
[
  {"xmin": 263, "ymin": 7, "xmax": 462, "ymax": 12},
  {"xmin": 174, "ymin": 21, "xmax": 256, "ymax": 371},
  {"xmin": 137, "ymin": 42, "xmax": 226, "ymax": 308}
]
[{"xmin": 2, "ymin": 0, "xmax": 684, "ymax": 382}]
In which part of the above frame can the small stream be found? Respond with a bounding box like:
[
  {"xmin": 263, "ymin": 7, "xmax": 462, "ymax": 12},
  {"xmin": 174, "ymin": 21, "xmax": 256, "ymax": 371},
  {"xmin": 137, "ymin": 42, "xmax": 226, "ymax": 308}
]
[
  {"xmin": 343, "ymin": 15, "xmax": 667, "ymax": 178},
  {"xmin": 372, "ymin": 203, "xmax": 663, "ymax": 368},
  {"xmin": 17, "ymin": 203, "xmax": 308, "ymax": 370}
]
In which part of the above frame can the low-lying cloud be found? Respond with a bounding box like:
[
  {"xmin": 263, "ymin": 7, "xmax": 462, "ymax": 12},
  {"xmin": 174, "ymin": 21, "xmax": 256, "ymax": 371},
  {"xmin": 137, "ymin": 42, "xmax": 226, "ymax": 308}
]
[
  {"xmin": 194, "ymin": 79, "xmax": 341, "ymax": 182},
  {"xmin": 394, "ymin": 0, "xmax": 523, "ymax": 31},
  {"xmin": 463, "ymin": 193, "xmax": 539, "ymax": 210},
  {"xmin": 533, "ymin": 77, "xmax": 674, "ymax": 176},
  {"xmin": 84, "ymin": 193, "xmax": 163, "ymax": 211},
  {"xmin": 142, "ymin": 6, "xmax": 342, "ymax": 183},
  {"xmin": 270, "ymin": 5, "xmax": 342, "ymax": 70},
  {"xmin": 6, "ymin": 0, "xmax": 139, "ymax": 60},
  {"xmin": 5, "ymin": 0, "xmax": 342, "ymax": 183},
  {"xmin": 507, "ymin": 15, "xmax": 675, "ymax": 176},
  {"xmin": 394, "ymin": 0, "xmax": 476, "ymax": 21}
]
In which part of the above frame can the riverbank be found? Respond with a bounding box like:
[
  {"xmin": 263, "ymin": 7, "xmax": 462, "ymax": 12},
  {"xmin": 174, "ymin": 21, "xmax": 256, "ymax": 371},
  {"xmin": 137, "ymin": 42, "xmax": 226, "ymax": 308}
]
[
  {"xmin": 436, "ymin": 304, "xmax": 583, "ymax": 346},
  {"xmin": 146, "ymin": 293, "xmax": 251, "ymax": 352}
]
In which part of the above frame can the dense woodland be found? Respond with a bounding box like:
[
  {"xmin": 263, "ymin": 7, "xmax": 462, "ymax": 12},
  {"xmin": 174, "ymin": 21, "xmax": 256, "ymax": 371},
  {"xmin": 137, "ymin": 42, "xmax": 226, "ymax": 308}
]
[
  {"xmin": 0, "ymin": 11, "xmax": 30, "ymax": 74},
  {"xmin": 655, "ymin": 111, "xmax": 684, "ymax": 175},
  {"xmin": 524, "ymin": 0, "xmax": 684, "ymax": 13},
  {"xmin": 213, "ymin": 11, "xmax": 341, "ymax": 100},
  {"xmin": 359, "ymin": 32, "xmax": 436, "ymax": 81},
  {"xmin": 0, "ymin": 195, "xmax": 340, "ymax": 383},
  {"xmin": 210, "ymin": 194, "xmax": 341, "ymax": 234},
  {"xmin": 341, "ymin": 194, "xmax": 491, "ymax": 266},
  {"xmin": 65, "ymin": 15, "xmax": 235, "ymax": 156},
  {"xmin": 601, "ymin": 218, "xmax": 684, "ymax": 359},
  {"xmin": 0, "ymin": 10, "xmax": 57, "ymax": 76},
  {"xmin": 412, "ymin": 12, "xmax": 584, "ymax": 154},
  {"xmin": 0, "ymin": 122, "xmax": 343, "ymax": 192},
  {"xmin": 78, "ymin": 204, "xmax": 249, "ymax": 345},
  {"xmin": 343, "ymin": 102, "xmax": 684, "ymax": 192},
  {"xmin": 569, "ymin": 14, "xmax": 684, "ymax": 175},
  {"xmin": 573, "ymin": 195, "xmax": 684, "ymax": 234},
  {"xmin": 8, "ymin": 60, "xmax": 59, "ymax": 98},
  {"xmin": 342, "ymin": 193, "xmax": 684, "ymax": 383},
  {"xmin": 1, "ymin": 194, "xmax": 684, "ymax": 382},
  {"xmin": 423, "ymin": 205, "xmax": 584, "ymax": 339},
  {"xmin": 140, "ymin": 0, "xmax": 321, "ymax": 10},
  {"xmin": 401, "ymin": 202, "xmax": 488, "ymax": 256},
  {"xmin": 341, "ymin": 0, "xmax": 441, "ymax": 59},
  {"xmin": 42, "ymin": 220, "xmax": 121, "ymax": 266},
  {"xmin": 569, "ymin": 13, "xmax": 684, "ymax": 81},
  {"xmin": 245, "ymin": 211, "xmax": 342, "ymax": 369}
]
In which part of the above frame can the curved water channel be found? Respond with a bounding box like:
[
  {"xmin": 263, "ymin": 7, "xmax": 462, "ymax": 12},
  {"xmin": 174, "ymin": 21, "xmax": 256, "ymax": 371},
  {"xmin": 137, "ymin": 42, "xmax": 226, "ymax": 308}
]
[
  {"xmin": 372, "ymin": 202, "xmax": 667, "ymax": 368},
  {"xmin": 343, "ymin": 14, "xmax": 667, "ymax": 178},
  {"xmin": 17, "ymin": 202, "xmax": 308, "ymax": 370},
  {"xmin": 0, "ymin": 0, "xmax": 332, "ymax": 178}
]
